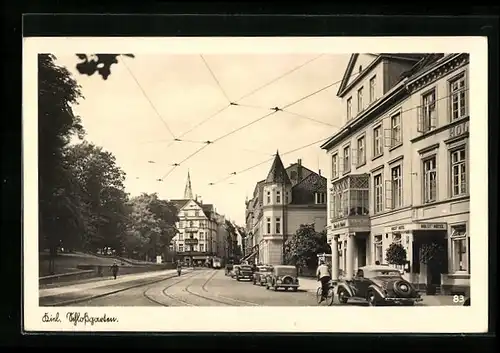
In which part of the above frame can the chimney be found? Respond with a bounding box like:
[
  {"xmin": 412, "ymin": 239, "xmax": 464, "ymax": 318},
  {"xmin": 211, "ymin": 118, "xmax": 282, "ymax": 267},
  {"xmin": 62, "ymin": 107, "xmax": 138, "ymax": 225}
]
[
  {"xmin": 297, "ymin": 159, "xmax": 303, "ymax": 181},
  {"xmin": 195, "ymin": 194, "xmax": 198, "ymax": 202},
  {"xmin": 318, "ymin": 169, "xmax": 322, "ymax": 176}
]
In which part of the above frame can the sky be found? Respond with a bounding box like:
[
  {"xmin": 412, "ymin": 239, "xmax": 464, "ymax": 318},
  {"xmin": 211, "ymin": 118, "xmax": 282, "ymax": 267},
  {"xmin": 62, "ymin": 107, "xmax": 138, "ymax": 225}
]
[{"xmin": 54, "ymin": 53, "xmax": 351, "ymax": 225}]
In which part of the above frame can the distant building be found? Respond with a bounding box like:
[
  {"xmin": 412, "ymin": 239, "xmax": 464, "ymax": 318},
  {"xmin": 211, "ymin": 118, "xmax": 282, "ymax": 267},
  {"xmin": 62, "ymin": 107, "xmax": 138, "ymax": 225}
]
[
  {"xmin": 169, "ymin": 171, "xmax": 226, "ymax": 266},
  {"xmin": 242, "ymin": 152, "xmax": 328, "ymax": 265},
  {"xmin": 321, "ymin": 53, "xmax": 470, "ymax": 295}
]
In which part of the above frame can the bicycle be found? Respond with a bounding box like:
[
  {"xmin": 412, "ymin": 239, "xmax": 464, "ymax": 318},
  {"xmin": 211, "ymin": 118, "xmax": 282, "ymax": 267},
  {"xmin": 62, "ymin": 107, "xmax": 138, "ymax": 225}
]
[{"xmin": 316, "ymin": 281, "xmax": 335, "ymax": 306}]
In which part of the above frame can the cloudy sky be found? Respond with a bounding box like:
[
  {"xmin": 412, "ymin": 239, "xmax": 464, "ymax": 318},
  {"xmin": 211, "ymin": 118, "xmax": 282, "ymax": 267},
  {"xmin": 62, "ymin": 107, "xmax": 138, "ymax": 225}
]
[{"xmin": 54, "ymin": 53, "xmax": 351, "ymax": 224}]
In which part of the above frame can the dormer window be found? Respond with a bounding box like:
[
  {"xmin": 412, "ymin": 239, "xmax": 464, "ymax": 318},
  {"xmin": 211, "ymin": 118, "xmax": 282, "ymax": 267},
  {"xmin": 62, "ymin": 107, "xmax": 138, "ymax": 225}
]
[
  {"xmin": 357, "ymin": 87, "xmax": 364, "ymax": 113},
  {"xmin": 315, "ymin": 192, "xmax": 326, "ymax": 204}
]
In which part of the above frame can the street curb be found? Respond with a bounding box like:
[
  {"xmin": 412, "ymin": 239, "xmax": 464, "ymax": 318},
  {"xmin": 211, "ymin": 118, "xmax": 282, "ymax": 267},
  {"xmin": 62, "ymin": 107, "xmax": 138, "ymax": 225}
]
[{"xmin": 42, "ymin": 270, "xmax": 194, "ymax": 307}]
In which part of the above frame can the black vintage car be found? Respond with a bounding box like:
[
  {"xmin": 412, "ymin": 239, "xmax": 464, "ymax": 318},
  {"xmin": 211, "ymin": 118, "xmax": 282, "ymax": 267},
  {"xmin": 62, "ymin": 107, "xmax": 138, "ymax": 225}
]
[
  {"xmin": 235, "ymin": 265, "xmax": 253, "ymax": 281},
  {"xmin": 265, "ymin": 265, "xmax": 299, "ymax": 291},
  {"xmin": 336, "ymin": 265, "xmax": 422, "ymax": 306},
  {"xmin": 253, "ymin": 265, "xmax": 273, "ymax": 286}
]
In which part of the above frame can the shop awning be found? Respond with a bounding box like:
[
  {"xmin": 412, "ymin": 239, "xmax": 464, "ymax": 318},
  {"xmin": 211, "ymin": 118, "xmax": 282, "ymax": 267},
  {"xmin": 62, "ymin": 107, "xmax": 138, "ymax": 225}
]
[{"xmin": 241, "ymin": 250, "xmax": 258, "ymax": 262}]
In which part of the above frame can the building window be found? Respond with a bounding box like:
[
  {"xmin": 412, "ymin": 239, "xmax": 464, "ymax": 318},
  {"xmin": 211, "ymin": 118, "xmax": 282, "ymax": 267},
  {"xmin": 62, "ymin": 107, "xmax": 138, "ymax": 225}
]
[
  {"xmin": 199, "ymin": 232, "xmax": 204, "ymax": 240},
  {"xmin": 178, "ymin": 244, "xmax": 184, "ymax": 252},
  {"xmin": 285, "ymin": 192, "xmax": 289, "ymax": 204},
  {"xmin": 266, "ymin": 191, "xmax": 271, "ymax": 204},
  {"xmin": 388, "ymin": 165, "xmax": 403, "ymax": 209},
  {"xmin": 374, "ymin": 173, "xmax": 383, "ymax": 213},
  {"xmin": 369, "ymin": 75, "xmax": 376, "ymax": 103},
  {"xmin": 356, "ymin": 136, "xmax": 366, "ymax": 166},
  {"xmin": 357, "ymin": 87, "xmax": 364, "ymax": 113},
  {"xmin": 450, "ymin": 225, "xmax": 468, "ymax": 272},
  {"xmin": 189, "ymin": 220, "xmax": 194, "ymax": 227},
  {"xmin": 451, "ymin": 147, "xmax": 467, "ymax": 197},
  {"xmin": 276, "ymin": 191, "xmax": 281, "ymax": 204},
  {"xmin": 388, "ymin": 112, "xmax": 402, "ymax": 147},
  {"xmin": 373, "ymin": 125, "xmax": 383, "ymax": 157},
  {"xmin": 374, "ymin": 235, "xmax": 383, "ymax": 264},
  {"xmin": 315, "ymin": 192, "xmax": 326, "ymax": 204},
  {"xmin": 419, "ymin": 90, "xmax": 437, "ymax": 133},
  {"xmin": 194, "ymin": 210, "xmax": 199, "ymax": 217},
  {"xmin": 347, "ymin": 97, "xmax": 352, "ymax": 121},
  {"xmin": 423, "ymin": 157, "xmax": 437, "ymax": 203},
  {"xmin": 178, "ymin": 233, "xmax": 184, "ymax": 240},
  {"xmin": 199, "ymin": 244, "xmax": 205, "ymax": 252},
  {"xmin": 275, "ymin": 217, "xmax": 281, "ymax": 234},
  {"xmin": 450, "ymin": 73, "xmax": 467, "ymax": 121},
  {"xmin": 332, "ymin": 153, "xmax": 339, "ymax": 179},
  {"xmin": 266, "ymin": 217, "xmax": 271, "ymax": 234},
  {"xmin": 343, "ymin": 145, "xmax": 351, "ymax": 173}
]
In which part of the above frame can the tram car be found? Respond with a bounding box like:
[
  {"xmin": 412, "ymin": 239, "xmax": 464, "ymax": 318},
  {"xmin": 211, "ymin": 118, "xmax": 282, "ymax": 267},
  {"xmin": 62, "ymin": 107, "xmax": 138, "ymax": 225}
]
[{"xmin": 212, "ymin": 257, "xmax": 222, "ymax": 269}]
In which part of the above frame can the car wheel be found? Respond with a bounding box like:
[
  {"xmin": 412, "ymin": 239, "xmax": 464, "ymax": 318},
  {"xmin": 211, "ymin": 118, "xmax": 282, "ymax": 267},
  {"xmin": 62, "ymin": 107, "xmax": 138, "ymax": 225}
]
[
  {"xmin": 237, "ymin": 277, "xmax": 240, "ymax": 281},
  {"xmin": 367, "ymin": 291, "xmax": 378, "ymax": 306},
  {"xmin": 266, "ymin": 283, "xmax": 269, "ymax": 290},
  {"xmin": 273, "ymin": 283, "xmax": 278, "ymax": 291},
  {"xmin": 253, "ymin": 279, "xmax": 256, "ymax": 285},
  {"xmin": 292, "ymin": 287, "xmax": 298, "ymax": 292},
  {"xmin": 337, "ymin": 287, "xmax": 349, "ymax": 304}
]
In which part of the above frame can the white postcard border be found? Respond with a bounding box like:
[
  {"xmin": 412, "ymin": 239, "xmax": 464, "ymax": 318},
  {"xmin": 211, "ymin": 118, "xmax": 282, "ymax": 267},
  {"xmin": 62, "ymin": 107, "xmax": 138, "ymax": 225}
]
[{"xmin": 23, "ymin": 36, "xmax": 489, "ymax": 333}]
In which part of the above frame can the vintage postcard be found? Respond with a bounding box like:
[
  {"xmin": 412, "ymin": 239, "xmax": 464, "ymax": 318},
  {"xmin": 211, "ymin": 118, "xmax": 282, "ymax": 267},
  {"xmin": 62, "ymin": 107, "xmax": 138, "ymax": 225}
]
[{"xmin": 23, "ymin": 36, "xmax": 488, "ymax": 333}]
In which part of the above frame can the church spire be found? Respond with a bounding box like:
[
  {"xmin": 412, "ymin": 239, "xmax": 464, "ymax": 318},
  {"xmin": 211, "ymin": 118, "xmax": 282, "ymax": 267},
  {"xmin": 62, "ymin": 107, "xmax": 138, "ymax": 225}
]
[{"xmin": 184, "ymin": 170, "xmax": 194, "ymax": 199}]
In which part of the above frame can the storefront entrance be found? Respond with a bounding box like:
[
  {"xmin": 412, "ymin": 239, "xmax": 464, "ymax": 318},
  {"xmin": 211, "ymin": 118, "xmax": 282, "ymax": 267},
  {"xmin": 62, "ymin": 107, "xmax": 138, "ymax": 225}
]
[{"xmin": 412, "ymin": 230, "xmax": 448, "ymax": 294}]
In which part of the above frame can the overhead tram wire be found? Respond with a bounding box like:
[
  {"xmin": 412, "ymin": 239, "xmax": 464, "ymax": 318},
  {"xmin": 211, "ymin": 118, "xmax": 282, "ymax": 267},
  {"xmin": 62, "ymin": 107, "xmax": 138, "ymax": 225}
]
[
  {"xmin": 122, "ymin": 57, "xmax": 176, "ymax": 140},
  {"xmin": 200, "ymin": 54, "xmax": 232, "ymax": 104},
  {"xmin": 171, "ymin": 54, "xmax": 328, "ymax": 143},
  {"xmin": 208, "ymin": 135, "xmax": 333, "ymax": 186},
  {"xmin": 156, "ymin": 68, "xmax": 365, "ymax": 182},
  {"xmin": 208, "ymin": 88, "xmax": 471, "ymax": 186}
]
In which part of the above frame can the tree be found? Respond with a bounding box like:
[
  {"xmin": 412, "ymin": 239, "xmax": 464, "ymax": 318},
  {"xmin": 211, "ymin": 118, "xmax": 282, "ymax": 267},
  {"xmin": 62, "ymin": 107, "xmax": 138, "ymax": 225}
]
[
  {"xmin": 124, "ymin": 193, "xmax": 179, "ymax": 260},
  {"xmin": 385, "ymin": 242, "xmax": 407, "ymax": 266},
  {"xmin": 284, "ymin": 224, "xmax": 330, "ymax": 269},
  {"xmin": 75, "ymin": 54, "xmax": 135, "ymax": 80},
  {"xmin": 65, "ymin": 141, "xmax": 128, "ymax": 252},
  {"xmin": 38, "ymin": 54, "xmax": 86, "ymax": 272}
]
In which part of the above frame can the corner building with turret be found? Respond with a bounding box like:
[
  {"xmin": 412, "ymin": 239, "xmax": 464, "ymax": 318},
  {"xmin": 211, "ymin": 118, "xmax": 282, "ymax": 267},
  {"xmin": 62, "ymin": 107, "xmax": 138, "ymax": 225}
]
[{"xmin": 243, "ymin": 152, "xmax": 328, "ymax": 265}]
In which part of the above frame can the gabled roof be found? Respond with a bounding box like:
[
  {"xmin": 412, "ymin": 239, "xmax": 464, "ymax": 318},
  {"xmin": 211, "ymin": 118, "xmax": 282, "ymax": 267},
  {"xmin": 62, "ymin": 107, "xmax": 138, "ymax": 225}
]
[
  {"xmin": 336, "ymin": 53, "xmax": 424, "ymax": 98},
  {"xmin": 170, "ymin": 199, "xmax": 213, "ymax": 218},
  {"xmin": 264, "ymin": 151, "xmax": 292, "ymax": 185}
]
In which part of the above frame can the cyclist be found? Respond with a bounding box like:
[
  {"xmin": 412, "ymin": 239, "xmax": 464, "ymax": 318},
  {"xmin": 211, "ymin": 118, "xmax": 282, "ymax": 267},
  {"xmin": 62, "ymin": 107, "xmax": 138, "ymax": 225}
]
[{"xmin": 316, "ymin": 259, "xmax": 331, "ymax": 302}]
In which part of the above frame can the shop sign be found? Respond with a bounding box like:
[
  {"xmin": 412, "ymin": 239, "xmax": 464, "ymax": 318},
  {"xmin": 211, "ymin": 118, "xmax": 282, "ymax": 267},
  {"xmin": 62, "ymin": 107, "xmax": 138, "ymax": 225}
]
[
  {"xmin": 184, "ymin": 238, "xmax": 199, "ymax": 245},
  {"xmin": 449, "ymin": 121, "xmax": 469, "ymax": 139},
  {"xmin": 418, "ymin": 223, "xmax": 446, "ymax": 230},
  {"xmin": 332, "ymin": 220, "xmax": 347, "ymax": 229},
  {"xmin": 348, "ymin": 218, "xmax": 370, "ymax": 227},
  {"xmin": 390, "ymin": 225, "xmax": 407, "ymax": 232}
]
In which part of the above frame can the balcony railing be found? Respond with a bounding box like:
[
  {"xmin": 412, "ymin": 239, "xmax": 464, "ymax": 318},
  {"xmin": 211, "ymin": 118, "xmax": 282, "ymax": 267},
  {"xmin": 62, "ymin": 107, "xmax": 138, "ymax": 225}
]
[{"xmin": 330, "ymin": 174, "xmax": 370, "ymax": 222}]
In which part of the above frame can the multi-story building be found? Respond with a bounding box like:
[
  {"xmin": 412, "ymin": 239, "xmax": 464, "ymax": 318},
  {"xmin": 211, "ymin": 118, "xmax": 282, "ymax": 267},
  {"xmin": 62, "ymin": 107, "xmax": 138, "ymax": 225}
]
[
  {"xmin": 242, "ymin": 153, "xmax": 328, "ymax": 265},
  {"xmin": 169, "ymin": 172, "xmax": 226, "ymax": 266},
  {"xmin": 320, "ymin": 53, "xmax": 470, "ymax": 295}
]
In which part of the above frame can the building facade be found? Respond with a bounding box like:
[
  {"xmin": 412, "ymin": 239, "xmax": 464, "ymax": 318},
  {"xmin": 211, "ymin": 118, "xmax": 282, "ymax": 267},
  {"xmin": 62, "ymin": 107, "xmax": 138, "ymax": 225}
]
[
  {"xmin": 243, "ymin": 153, "xmax": 328, "ymax": 265},
  {"xmin": 170, "ymin": 172, "xmax": 226, "ymax": 265},
  {"xmin": 320, "ymin": 53, "xmax": 470, "ymax": 295}
]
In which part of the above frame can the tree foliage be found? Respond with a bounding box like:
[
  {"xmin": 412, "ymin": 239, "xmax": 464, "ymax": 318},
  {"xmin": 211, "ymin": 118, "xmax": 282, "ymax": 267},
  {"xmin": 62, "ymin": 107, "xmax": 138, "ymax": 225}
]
[
  {"xmin": 75, "ymin": 54, "xmax": 135, "ymax": 80},
  {"xmin": 124, "ymin": 193, "xmax": 179, "ymax": 260},
  {"xmin": 284, "ymin": 224, "xmax": 330, "ymax": 269},
  {"xmin": 385, "ymin": 242, "xmax": 407, "ymax": 265},
  {"xmin": 38, "ymin": 54, "xmax": 179, "ymax": 273}
]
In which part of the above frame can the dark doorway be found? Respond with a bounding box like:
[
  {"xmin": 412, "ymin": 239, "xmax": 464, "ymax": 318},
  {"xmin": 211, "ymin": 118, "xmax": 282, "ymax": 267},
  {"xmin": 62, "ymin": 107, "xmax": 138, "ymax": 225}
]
[
  {"xmin": 414, "ymin": 231, "xmax": 448, "ymax": 295},
  {"xmin": 355, "ymin": 234, "xmax": 368, "ymax": 267}
]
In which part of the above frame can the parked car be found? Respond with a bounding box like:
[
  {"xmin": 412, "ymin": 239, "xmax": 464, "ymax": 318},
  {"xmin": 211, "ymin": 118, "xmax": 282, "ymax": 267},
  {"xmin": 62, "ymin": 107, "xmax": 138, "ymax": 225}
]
[
  {"xmin": 336, "ymin": 265, "xmax": 422, "ymax": 306},
  {"xmin": 235, "ymin": 264, "xmax": 253, "ymax": 281},
  {"xmin": 265, "ymin": 265, "xmax": 299, "ymax": 291},
  {"xmin": 225, "ymin": 263, "xmax": 234, "ymax": 276},
  {"xmin": 230, "ymin": 265, "xmax": 240, "ymax": 278},
  {"xmin": 253, "ymin": 265, "xmax": 273, "ymax": 286}
]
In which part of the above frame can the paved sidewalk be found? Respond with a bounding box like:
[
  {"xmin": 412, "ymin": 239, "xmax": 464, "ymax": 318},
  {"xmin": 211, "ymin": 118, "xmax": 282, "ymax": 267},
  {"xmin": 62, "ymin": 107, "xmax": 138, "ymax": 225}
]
[{"xmin": 39, "ymin": 268, "xmax": 191, "ymax": 298}]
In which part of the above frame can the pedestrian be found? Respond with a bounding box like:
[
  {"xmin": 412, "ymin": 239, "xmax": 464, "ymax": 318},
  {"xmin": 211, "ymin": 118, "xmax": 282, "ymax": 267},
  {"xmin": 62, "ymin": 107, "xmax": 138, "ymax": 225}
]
[
  {"xmin": 316, "ymin": 259, "xmax": 331, "ymax": 303},
  {"xmin": 111, "ymin": 262, "xmax": 119, "ymax": 280}
]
